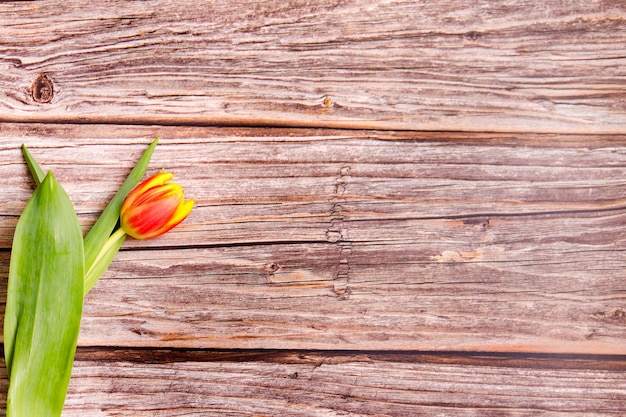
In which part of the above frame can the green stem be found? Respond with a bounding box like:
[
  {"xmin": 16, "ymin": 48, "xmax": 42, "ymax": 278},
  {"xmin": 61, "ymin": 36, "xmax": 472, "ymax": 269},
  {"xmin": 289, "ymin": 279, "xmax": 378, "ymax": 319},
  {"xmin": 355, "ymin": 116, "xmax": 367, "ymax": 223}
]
[
  {"xmin": 84, "ymin": 228, "xmax": 127, "ymax": 295},
  {"xmin": 83, "ymin": 138, "xmax": 158, "ymax": 273}
]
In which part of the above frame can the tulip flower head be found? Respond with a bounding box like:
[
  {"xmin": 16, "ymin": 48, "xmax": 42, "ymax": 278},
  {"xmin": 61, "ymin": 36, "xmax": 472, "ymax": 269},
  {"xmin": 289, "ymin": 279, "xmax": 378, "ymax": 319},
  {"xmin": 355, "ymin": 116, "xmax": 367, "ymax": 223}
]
[{"xmin": 121, "ymin": 172, "xmax": 194, "ymax": 239}]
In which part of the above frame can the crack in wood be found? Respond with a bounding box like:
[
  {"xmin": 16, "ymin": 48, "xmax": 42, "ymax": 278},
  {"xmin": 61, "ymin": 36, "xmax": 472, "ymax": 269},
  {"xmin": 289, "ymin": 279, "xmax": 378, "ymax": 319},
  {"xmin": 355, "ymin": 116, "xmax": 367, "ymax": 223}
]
[
  {"xmin": 72, "ymin": 346, "xmax": 626, "ymax": 370},
  {"xmin": 328, "ymin": 165, "xmax": 352, "ymax": 299}
]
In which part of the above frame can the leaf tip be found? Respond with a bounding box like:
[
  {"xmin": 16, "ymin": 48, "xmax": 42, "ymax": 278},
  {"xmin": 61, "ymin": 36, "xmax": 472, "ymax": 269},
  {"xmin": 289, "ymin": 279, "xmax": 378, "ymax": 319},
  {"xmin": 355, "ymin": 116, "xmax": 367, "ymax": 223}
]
[
  {"xmin": 41, "ymin": 170, "xmax": 55, "ymax": 187},
  {"xmin": 21, "ymin": 144, "xmax": 31, "ymax": 158}
]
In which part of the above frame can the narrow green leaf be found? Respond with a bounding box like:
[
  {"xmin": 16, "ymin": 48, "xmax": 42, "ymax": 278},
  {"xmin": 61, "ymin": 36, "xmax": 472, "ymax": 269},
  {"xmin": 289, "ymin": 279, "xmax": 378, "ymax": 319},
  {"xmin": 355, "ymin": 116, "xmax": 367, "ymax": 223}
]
[
  {"xmin": 21, "ymin": 144, "xmax": 46, "ymax": 186},
  {"xmin": 4, "ymin": 172, "xmax": 84, "ymax": 417},
  {"xmin": 84, "ymin": 228, "xmax": 126, "ymax": 295},
  {"xmin": 83, "ymin": 138, "xmax": 158, "ymax": 288}
]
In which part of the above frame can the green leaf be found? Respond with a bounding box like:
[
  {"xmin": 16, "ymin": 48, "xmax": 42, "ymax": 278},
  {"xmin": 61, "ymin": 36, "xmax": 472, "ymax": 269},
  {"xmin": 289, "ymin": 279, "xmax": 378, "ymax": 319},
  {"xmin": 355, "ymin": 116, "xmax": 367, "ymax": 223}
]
[
  {"xmin": 83, "ymin": 138, "xmax": 159, "ymax": 285},
  {"xmin": 4, "ymin": 172, "xmax": 84, "ymax": 417},
  {"xmin": 84, "ymin": 228, "xmax": 126, "ymax": 295},
  {"xmin": 21, "ymin": 144, "xmax": 46, "ymax": 186}
]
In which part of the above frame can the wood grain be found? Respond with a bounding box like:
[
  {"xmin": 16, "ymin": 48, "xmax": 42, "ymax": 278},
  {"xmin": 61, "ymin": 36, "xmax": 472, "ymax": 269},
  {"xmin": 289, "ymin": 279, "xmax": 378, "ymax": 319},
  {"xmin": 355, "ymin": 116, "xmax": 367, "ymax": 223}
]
[
  {"xmin": 1, "ymin": 1, "xmax": 626, "ymax": 414},
  {"xmin": 0, "ymin": 1, "xmax": 624, "ymax": 133},
  {"xmin": 1, "ymin": 125, "xmax": 625, "ymax": 354},
  {"xmin": 0, "ymin": 350, "xmax": 624, "ymax": 416}
]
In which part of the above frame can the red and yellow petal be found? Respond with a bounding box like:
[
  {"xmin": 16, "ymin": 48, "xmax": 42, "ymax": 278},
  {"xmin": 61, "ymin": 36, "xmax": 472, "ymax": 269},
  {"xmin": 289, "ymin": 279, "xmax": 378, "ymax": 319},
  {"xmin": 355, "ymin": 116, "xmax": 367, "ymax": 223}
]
[
  {"xmin": 120, "ymin": 172, "xmax": 193, "ymax": 240},
  {"xmin": 122, "ymin": 172, "xmax": 174, "ymax": 211}
]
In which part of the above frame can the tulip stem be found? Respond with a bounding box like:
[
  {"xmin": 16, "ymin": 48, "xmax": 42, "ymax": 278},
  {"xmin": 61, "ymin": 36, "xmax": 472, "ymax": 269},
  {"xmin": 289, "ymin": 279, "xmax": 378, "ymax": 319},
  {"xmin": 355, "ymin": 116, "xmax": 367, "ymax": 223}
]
[
  {"xmin": 84, "ymin": 228, "xmax": 127, "ymax": 296},
  {"xmin": 84, "ymin": 138, "xmax": 158, "ymax": 276}
]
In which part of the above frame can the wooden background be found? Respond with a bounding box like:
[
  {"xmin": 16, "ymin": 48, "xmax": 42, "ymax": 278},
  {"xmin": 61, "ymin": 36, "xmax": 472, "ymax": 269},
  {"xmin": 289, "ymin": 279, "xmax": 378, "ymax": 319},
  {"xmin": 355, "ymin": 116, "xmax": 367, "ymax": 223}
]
[{"xmin": 1, "ymin": 1, "xmax": 626, "ymax": 415}]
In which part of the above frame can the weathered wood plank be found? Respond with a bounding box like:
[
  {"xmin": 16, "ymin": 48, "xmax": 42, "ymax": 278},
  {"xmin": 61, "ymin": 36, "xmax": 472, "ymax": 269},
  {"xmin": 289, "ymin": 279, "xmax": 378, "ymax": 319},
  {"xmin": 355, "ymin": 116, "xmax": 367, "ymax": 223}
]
[
  {"xmin": 0, "ymin": 1, "xmax": 624, "ymax": 132},
  {"xmin": 1, "ymin": 124, "xmax": 626, "ymax": 248},
  {"xmin": 0, "ymin": 125, "xmax": 625, "ymax": 353},
  {"xmin": 71, "ymin": 239, "xmax": 626, "ymax": 354},
  {"xmin": 1, "ymin": 350, "xmax": 624, "ymax": 416}
]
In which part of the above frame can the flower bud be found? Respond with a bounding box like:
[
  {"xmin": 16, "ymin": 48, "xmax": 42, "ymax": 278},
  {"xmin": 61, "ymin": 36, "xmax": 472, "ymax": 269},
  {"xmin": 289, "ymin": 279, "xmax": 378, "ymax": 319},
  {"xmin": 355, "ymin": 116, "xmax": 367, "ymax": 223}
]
[{"xmin": 120, "ymin": 172, "xmax": 194, "ymax": 239}]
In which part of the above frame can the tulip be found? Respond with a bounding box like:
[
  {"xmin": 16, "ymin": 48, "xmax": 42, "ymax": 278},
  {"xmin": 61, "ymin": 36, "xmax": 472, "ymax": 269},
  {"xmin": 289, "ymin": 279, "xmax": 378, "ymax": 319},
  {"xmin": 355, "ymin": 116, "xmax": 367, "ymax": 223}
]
[
  {"xmin": 10, "ymin": 140, "xmax": 197, "ymax": 415},
  {"xmin": 84, "ymin": 168, "xmax": 194, "ymax": 295},
  {"xmin": 120, "ymin": 171, "xmax": 194, "ymax": 239}
]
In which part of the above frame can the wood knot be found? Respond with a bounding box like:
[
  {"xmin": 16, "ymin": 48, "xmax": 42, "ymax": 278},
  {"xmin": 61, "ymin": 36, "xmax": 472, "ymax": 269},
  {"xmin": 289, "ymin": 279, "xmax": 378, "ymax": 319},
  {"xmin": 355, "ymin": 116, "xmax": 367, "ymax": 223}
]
[
  {"xmin": 267, "ymin": 261, "xmax": 282, "ymax": 281},
  {"xmin": 32, "ymin": 74, "xmax": 54, "ymax": 103},
  {"xmin": 593, "ymin": 308, "xmax": 626, "ymax": 324},
  {"xmin": 464, "ymin": 31, "xmax": 481, "ymax": 41},
  {"xmin": 462, "ymin": 217, "xmax": 490, "ymax": 231},
  {"xmin": 610, "ymin": 308, "xmax": 624, "ymax": 320}
]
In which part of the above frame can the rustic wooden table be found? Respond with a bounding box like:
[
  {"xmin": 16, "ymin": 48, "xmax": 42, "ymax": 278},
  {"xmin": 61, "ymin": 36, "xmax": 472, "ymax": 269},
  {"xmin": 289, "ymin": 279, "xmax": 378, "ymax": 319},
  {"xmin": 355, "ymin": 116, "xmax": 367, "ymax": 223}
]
[{"xmin": 1, "ymin": 1, "xmax": 625, "ymax": 415}]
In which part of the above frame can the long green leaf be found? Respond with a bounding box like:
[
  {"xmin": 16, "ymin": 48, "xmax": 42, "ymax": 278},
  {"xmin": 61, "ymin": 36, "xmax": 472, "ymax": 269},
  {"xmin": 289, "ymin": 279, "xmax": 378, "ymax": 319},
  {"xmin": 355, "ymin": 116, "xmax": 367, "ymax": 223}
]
[
  {"xmin": 83, "ymin": 138, "xmax": 159, "ymax": 278},
  {"xmin": 4, "ymin": 172, "xmax": 84, "ymax": 417}
]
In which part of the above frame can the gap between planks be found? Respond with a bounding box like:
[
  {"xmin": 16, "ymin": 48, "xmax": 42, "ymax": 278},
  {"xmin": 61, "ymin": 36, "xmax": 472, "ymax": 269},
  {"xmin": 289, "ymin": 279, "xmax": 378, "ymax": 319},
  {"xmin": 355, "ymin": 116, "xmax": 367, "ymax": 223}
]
[{"xmin": 73, "ymin": 346, "xmax": 626, "ymax": 371}]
